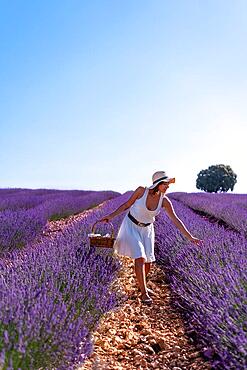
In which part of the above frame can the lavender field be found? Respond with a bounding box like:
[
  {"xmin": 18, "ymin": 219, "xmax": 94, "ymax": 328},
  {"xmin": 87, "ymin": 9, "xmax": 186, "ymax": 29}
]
[
  {"xmin": 0, "ymin": 190, "xmax": 130, "ymax": 369},
  {"xmin": 0, "ymin": 190, "xmax": 246, "ymax": 369},
  {"xmin": 169, "ymin": 192, "xmax": 247, "ymax": 235},
  {"xmin": 155, "ymin": 195, "xmax": 247, "ymax": 369},
  {"xmin": 0, "ymin": 188, "xmax": 120, "ymax": 255}
]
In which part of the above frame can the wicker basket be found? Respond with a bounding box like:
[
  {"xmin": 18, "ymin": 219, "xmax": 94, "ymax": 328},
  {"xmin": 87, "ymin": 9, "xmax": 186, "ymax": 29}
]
[{"xmin": 89, "ymin": 221, "xmax": 115, "ymax": 248}]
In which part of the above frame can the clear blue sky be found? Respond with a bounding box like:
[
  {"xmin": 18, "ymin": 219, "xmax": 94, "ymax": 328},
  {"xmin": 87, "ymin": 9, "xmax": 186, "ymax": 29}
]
[{"xmin": 1, "ymin": 1, "xmax": 246, "ymax": 193}]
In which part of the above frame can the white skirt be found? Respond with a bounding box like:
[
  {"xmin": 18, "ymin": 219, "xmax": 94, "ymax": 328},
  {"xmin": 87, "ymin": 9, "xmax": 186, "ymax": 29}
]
[{"xmin": 114, "ymin": 214, "xmax": 155, "ymax": 262}]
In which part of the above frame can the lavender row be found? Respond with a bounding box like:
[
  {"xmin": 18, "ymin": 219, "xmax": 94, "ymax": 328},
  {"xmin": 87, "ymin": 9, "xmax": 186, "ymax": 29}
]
[
  {"xmin": 42, "ymin": 190, "xmax": 120, "ymax": 221},
  {"xmin": 0, "ymin": 188, "xmax": 120, "ymax": 214},
  {"xmin": 0, "ymin": 190, "xmax": 119, "ymax": 255},
  {"xmin": 155, "ymin": 199, "xmax": 247, "ymax": 369},
  {"xmin": 169, "ymin": 192, "xmax": 247, "ymax": 235},
  {"xmin": 0, "ymin": 208, "xmax": 47, "ymax": 255},
  {"xmin": 0, "ymin": 192, "xmax": 130, "ymax": 370}
]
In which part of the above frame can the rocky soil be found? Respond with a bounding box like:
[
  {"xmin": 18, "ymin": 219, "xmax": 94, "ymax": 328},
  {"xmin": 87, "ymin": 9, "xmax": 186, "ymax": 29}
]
[
  {"xmin": 79, "ymin": 255, "xmax": 211, "ymax": 370},
  {"xmin": 42, "ymin": 208, "xmax": 211, "ymax": 370}
]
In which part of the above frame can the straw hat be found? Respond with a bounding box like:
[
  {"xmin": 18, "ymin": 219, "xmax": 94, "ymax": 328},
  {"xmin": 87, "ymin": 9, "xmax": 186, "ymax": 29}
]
[{"xmin": 149, "ymin": 171, "xmax": 175, "ymax": 189}]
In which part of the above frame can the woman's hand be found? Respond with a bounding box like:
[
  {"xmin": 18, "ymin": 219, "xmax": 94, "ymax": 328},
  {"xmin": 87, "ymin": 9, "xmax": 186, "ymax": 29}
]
[
  {"xmin": 188, "ymin": 236, "xmax": 203, "ymax": 246},
  {"xmin": 98, "ymin": 216, "xmax": 111, "ymax": 223}
]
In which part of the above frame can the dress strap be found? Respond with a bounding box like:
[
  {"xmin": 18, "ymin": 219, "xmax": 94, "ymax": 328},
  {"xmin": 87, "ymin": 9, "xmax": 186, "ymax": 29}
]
[
  {"xmin": 157, "ymin": 192, "xmax": 164, "ymax": 211},
  {"xmin": 143, "ymin": 187, "xmax": 148, "ymax": 200}
]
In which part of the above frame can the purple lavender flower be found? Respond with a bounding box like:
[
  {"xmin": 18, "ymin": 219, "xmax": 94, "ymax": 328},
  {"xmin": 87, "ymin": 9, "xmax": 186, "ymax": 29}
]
[
  {"xmin": 155, "ymin": 197, "xmax": 247, "ymax": 369},
  {"xmin": 0, "ymin": 192, "xmax": 130, "ymax": 369}
]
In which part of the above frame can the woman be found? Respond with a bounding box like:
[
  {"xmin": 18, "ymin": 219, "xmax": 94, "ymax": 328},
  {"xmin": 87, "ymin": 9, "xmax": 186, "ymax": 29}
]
[{"xmin": 99, "ymin": 171, "xmax": 201, "ymax": 304}]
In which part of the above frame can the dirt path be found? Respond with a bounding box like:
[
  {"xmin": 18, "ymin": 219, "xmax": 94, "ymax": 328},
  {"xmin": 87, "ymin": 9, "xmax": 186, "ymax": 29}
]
[
  {"xmin": 79, "ymin": 255, "xmax": 211, "ymax": 370},
  {"xmin": 41, "ymin": 208, "xmax": 97, "ymax": 236},
  {"xmin": 34, "ymin": 207, "xmax": 211, "ymax": 369}
]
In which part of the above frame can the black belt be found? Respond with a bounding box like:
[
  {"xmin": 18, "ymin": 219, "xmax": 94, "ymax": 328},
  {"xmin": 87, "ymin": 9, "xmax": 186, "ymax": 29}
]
[{"xmin": 128, "ymin": 212, "xmax": 151, "ymax": 227}]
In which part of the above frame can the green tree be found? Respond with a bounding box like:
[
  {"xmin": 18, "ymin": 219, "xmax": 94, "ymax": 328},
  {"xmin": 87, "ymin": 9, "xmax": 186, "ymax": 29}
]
[{"xmin": 196, "ymin": 164, "xmax": 237, "ymax": 193}]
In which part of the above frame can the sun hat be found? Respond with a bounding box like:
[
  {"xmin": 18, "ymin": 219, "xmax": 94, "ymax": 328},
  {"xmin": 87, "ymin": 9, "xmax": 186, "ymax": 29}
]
[{"xmin": 149, "ymin": 171, "xmax": 175, "ymax": 189}]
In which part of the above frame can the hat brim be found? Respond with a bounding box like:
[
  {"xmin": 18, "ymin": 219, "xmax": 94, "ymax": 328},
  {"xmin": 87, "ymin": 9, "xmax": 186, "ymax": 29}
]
[{"xmin": 148, "ymin": 177, "xmax": 175, "ymax": 189}]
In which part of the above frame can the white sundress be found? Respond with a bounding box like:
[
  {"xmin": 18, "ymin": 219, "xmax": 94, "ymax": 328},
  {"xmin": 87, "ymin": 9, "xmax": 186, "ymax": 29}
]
[{"xmin": 114, "ymin": 187, "xmax": 164, "ymax": 262}]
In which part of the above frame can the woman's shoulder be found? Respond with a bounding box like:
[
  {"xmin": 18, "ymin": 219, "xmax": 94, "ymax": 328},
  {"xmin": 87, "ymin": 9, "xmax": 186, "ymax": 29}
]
[
  {"xmin": 127, "ymin": 186, "xmax": 146, "ymax": 206},
  {"xmin": 137, "ymin": 185, "xmax": 146, "ymax": 191},
  {"xmin": 162, "ymin": 195, "xmax": 172, "ymax": 206},
  {"xmin": 134, "ymin": 186, "xmax": 146, "ymax": 198}
]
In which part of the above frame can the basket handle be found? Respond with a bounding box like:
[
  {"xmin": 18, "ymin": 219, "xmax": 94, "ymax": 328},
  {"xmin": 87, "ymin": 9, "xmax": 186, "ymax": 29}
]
[{"xmin": 92, "ymin": 221, "xmax": 115, "ymax": 238}]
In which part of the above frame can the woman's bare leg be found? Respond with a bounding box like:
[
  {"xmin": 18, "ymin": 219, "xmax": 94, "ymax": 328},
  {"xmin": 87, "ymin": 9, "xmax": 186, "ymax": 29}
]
[
  {"xmin": 145, "ymin": 262, "xmax": 151, "ymax": 277},
  {"xmin": 134, "ymin": 258, "xmax": 150, "ymax": 299}
]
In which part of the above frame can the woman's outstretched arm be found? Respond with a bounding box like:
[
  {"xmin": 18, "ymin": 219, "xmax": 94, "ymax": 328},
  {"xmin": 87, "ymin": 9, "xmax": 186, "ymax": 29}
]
[
  {"xmin": 99, "ymin": 186, "xmax": 145, "ymax": 222},
  {"xmin": 162, "ymin": 197, "xmax": 202, "ymax": 246}
]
